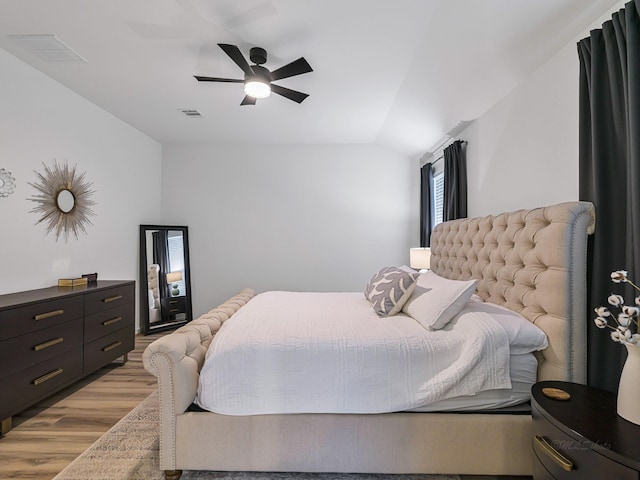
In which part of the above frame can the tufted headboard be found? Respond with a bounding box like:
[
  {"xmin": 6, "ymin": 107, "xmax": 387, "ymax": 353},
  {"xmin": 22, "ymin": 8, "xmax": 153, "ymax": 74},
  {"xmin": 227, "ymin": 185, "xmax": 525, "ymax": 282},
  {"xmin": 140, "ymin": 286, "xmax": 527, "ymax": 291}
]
[
  {"xmin": 430, "ymin": 201, "xmax": 595, "ymax": 384},
  {"xmin": 148, "ymin": 264, "xmax": 160, "ymax": 310}
]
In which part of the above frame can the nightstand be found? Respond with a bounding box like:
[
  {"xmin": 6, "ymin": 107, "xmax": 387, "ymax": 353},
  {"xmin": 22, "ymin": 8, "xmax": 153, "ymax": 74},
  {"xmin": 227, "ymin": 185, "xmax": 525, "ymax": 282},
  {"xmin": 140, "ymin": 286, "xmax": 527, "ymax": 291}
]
[
  {"xmin": 161, "ymin": 295, "xmax": 187, "ymax": 319},
  {"xmin": 532, "ymin": 381, "xmax": 640, "ymax": 479}
]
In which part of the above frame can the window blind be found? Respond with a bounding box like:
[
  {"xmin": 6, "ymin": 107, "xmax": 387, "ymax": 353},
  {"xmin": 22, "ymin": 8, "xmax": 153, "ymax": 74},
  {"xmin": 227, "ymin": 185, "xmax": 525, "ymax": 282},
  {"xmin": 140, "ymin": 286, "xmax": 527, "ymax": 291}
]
[{"xmin": 433, "ymin": 172, "xmax": 444, "ymax": 227}]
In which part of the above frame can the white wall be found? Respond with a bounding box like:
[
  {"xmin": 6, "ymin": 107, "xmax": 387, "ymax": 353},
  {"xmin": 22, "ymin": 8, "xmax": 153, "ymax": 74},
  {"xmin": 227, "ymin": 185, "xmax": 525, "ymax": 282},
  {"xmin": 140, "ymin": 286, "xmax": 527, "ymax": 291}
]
[
  {"xmin": 162, "ymin": 143, "xmax": 418, "ymax": 315},
  {"xmin": 0, "ymin": 49, "xmax": 162, "ymax": 330},
  {"xmin": 463, "ymin": 0, "xmax": 626, "ymax": 217}
]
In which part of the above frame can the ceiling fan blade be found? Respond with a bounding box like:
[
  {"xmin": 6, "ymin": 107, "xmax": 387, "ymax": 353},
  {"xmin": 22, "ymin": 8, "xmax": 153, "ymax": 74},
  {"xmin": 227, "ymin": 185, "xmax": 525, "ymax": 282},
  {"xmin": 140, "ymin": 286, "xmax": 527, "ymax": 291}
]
[
  {"xmin": 218, "ymin": 43, "xmax": 254, "ymax": 76},
  {"xmin": 271, "ymin": 84, "xmax": 309, "ymax": 104},
  {"xmin": 270, "ymin": 57, "xmax": 313, "ymax": 81},
  {"xmin": 194, "ymin": 76, "xmax": 243, "ymax": 83},
  {"xmin": 240, "ymin": 95, "xmax": 257, "ymax": 106}
]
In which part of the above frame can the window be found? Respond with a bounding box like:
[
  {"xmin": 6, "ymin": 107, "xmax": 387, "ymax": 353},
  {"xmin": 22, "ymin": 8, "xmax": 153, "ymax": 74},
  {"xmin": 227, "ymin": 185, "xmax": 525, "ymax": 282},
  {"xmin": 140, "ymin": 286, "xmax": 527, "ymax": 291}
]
[
  {"xmin": 168, "ymin": 233, "xmax": 186, "ymax": 294},
  {"xmin": 431, "ymin": 153, "xmax": 445, "ymax": 227},
  {"xmin": 433, "ymin": 171, "xmax": 444, "ymax": 227}
]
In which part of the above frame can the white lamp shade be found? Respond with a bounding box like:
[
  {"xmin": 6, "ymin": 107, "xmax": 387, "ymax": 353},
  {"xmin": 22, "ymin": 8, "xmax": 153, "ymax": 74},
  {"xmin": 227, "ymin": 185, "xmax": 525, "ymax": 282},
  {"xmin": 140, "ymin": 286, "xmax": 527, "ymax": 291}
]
[
  {"xmin": 410, "ymin": 247, "xmax": 431, "ymax": 270},
  {"xmin": 166, "ymin": 271, "xmax": 182, "ymax": 284}
]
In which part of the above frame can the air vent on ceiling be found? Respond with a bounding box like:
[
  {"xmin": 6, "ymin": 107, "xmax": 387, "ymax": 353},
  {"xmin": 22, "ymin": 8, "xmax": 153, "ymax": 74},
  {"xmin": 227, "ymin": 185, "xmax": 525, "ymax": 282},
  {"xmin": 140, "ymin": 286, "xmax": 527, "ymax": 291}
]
[
  {"xmin": 9, "ymin": 34, "xmax": 88, "ymax": 62},
  {"xmin": 178, "ymin": 108, "xmax": 205, "ymax": 118}
]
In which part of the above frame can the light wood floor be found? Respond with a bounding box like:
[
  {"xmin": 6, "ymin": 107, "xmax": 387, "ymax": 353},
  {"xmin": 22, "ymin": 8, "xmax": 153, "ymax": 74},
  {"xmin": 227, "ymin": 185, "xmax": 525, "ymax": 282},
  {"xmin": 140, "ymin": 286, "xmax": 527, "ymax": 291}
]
[{"xmin": 0, "ymin": 332, "xmax": 165, "ymax": 480}]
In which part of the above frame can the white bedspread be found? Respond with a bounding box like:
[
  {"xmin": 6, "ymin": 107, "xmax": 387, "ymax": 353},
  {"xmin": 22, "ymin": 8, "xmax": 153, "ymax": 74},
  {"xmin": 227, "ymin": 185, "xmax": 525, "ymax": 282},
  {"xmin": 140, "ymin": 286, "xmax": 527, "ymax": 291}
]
[{"xmin": 196, "ymin": 291, "xmax": 511, "ymax": 415}]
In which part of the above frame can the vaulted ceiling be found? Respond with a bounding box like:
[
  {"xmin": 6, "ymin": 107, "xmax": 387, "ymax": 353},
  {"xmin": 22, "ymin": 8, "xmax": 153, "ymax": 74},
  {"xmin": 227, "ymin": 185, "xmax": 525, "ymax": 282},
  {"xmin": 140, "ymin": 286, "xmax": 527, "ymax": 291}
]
[{"xmin": 0, "ymin": 0, "xmax": 620, "ymax": 158}]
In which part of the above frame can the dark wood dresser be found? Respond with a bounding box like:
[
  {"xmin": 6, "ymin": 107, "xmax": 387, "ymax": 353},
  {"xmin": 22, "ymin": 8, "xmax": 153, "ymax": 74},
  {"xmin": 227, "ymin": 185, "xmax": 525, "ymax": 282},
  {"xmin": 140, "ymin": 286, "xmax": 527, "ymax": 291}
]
[
  {"xmin": 532, "ymin": 380, "xmax": 640, "ymax": 479},
  {"xmin": 0, "ymin": 280, "xmax": 135, "ymax": 435}
]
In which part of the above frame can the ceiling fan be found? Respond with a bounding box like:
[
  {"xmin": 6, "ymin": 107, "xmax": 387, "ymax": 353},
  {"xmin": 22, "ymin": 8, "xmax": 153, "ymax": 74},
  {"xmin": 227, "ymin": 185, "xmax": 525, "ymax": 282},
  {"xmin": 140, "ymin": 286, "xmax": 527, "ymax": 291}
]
[{"xmin": 194, "ymin": 43, "xmax": 313, "ymax": 105}]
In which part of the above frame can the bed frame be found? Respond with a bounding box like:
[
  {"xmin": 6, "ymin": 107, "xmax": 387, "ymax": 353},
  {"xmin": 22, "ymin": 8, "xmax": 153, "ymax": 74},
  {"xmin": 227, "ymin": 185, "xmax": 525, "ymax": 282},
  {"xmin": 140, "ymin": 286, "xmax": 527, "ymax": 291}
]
[{"xmin": 143, "ymin": 201, "xmax": 595, "ymax": 479}]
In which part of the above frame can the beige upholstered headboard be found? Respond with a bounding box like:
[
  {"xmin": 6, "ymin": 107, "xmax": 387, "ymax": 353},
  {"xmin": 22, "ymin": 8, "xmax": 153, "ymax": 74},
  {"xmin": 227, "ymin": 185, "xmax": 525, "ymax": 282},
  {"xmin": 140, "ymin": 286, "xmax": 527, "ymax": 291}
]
[
  {"xmin": 148, "ymin": 264, "xmax": 160, "ymax": 309},
  {"xmin": 430, "ymin": 201, "xmax": 595, "ymax": 384}
]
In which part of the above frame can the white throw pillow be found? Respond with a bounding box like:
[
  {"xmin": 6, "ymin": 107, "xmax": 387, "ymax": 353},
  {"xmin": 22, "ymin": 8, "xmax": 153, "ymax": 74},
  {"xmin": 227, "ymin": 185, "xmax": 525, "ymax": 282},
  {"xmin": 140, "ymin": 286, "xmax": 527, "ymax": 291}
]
[
  {"xmin": 462, "ymin": 300, "xmax": 549, "ymax": 354},
  {"xmin": 402, "ymin": 270, "xmax": 477, "ymax": 330},
  {"xmin": 364, "ymin": 266, "xmax": 419, "ymax": 317}
]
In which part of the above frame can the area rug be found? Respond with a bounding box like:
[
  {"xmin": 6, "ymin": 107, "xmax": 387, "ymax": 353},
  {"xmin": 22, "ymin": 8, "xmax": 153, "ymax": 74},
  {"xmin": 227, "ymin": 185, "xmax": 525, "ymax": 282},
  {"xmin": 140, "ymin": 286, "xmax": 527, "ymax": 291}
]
[{"xmin": 53, "ymin": 391, "xmax": 461, "ymax": 480}]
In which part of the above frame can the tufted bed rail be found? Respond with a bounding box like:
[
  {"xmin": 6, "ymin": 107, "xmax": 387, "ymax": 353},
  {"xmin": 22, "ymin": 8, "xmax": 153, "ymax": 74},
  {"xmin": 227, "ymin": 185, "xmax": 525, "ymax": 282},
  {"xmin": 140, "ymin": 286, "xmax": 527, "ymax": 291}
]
[
  {"xmin": 143, "ymin": 201, "xmax": 595, "ymax": 479},
  {"xmin": 429, "ymin": 201, "xmax": 595, "ymax": 384},
  {"xmin": 143, "ymin": 288, "xmax": 256, "ymax": 474}
]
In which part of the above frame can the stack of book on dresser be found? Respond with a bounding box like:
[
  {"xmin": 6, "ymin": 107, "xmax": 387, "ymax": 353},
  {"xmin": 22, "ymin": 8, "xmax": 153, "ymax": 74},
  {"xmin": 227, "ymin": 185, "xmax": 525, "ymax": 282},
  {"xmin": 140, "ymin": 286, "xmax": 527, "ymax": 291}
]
[{"xmin": 58, "ymin": 277, "xmax": 88, "ymax": 287}]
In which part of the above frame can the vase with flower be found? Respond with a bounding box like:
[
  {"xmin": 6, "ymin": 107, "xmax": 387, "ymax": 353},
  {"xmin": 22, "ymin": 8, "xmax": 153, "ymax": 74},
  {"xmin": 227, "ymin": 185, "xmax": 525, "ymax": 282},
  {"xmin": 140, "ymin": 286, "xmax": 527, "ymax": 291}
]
[{"xmin": 594, "ymin": 270, "xmax": 640, "ymax": 425}]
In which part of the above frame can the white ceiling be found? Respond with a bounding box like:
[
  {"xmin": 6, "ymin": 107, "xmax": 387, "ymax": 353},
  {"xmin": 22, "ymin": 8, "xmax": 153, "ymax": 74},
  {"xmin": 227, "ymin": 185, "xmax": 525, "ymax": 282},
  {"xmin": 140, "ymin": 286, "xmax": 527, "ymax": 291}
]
[{"xmin": 0, "ymin": 0, "xmax": 620, "ymax": 158}]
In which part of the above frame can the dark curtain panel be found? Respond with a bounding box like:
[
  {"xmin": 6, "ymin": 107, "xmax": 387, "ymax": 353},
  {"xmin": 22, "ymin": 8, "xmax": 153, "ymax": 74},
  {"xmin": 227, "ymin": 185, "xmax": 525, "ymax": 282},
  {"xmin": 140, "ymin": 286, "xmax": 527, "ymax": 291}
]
[
  {"xmin": 420, "ymin": 162, "xmax": 434, "ymax": 247},
  {"xmin": 152, "ymin": 230, "xmax": 171, "ymax": 300},
  {"xmin": 443, "ymin": 140, "xmax": 468, "ymax": 221},
  {"xmin": 578, "ymin": 0, "xmax": 640, "ymax": 392}
]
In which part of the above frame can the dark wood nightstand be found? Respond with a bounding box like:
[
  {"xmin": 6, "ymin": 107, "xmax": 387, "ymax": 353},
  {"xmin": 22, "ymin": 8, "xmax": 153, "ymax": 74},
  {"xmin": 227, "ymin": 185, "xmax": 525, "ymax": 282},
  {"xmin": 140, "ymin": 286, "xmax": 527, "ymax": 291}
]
[
  {"xmin": 161, "ymin": 295, "xmax": 187, "ymax": 317},
  {"xmin": 532, "ymin": 381, "xmax": 640, "ymax": 479}
]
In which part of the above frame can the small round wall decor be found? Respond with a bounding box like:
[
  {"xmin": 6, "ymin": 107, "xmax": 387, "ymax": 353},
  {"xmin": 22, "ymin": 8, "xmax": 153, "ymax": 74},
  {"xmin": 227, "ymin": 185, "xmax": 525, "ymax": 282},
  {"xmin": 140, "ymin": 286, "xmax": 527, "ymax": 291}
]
[
  {"xmin": 0, "ymin": 169, "xmax": 16, "ymax": 197},
  {"xmin": 28, "ymin": 160, "xmax": 96, "ymax": 241}
]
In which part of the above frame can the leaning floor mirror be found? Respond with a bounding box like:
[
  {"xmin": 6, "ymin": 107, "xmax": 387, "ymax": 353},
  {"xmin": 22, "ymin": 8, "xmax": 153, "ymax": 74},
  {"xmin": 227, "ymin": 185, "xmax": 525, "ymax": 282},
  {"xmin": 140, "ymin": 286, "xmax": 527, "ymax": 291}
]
[{"xmin": 139, "ymin": 225, "xmax": 193, "ymax": 335}]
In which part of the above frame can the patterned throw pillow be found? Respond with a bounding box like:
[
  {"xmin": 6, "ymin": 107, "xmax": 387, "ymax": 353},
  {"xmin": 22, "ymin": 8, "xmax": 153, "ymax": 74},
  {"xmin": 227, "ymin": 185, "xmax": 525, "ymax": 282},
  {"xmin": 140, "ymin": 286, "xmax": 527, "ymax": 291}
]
[{"xmin": 364, "ymin": 266, "xmax": 420, "ymax": 317}]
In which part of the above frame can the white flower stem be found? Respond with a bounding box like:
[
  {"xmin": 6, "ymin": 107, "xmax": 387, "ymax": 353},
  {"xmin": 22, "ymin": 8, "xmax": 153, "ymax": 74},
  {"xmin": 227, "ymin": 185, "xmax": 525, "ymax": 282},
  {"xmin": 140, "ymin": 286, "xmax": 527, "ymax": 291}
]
[{"xmin": 624, "ymin": 278, "xmax": 640, "ymax": 292}]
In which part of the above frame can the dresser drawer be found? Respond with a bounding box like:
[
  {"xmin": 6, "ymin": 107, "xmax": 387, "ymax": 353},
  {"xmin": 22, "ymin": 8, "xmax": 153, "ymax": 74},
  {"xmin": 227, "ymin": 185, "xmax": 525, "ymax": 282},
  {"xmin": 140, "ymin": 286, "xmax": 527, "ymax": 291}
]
[
  {"xmin": 84, "ymin": 303, "xmax": 134, "ymax": 343},
  {"xmin": 83, "ymin": 325, "xmax": 134, "ymax": 374},
  {"xmin": 84, "ymin": 284, "xmax": 134, "ymax": 316},
  {"xmin": 0, "ymin": 296, "xmax": 83, "ymax": 340},
  {"xmin": 0, "ymin": 317, "xmax": 83, "ymax": 379},
  {"xmin": 533, "ymin": 409, "xmax": 638, "ymax": 479},
  {"xmin": 0, "ymin": 347, "xmax": 83, "ymax": 420}
]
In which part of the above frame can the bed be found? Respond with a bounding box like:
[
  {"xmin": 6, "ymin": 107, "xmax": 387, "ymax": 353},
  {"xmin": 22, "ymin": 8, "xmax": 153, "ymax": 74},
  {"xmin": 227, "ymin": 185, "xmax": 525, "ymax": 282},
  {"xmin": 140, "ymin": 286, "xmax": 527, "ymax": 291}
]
[{"xmin": 143, "ymin": 201, "xmax": 595, "ymax": 480}]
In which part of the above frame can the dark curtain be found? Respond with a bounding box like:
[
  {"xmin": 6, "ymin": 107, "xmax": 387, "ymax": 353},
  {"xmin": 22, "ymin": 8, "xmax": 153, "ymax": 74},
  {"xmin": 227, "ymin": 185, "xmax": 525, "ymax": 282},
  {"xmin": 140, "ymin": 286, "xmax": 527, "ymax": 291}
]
[
  {"xmin": 578, "ymin": 0, "xmax": 640, "ymax": 392},
  {"xmin": 152, "ymin": 230, "xmax": 171, "ymax": 300},
  {"xmin": 420, "ymin": 162, "xmax": 434, "ymax": 247},
  {"xmin": 443, "ymin": 140, "xmax": 468, "ymax": 221}
]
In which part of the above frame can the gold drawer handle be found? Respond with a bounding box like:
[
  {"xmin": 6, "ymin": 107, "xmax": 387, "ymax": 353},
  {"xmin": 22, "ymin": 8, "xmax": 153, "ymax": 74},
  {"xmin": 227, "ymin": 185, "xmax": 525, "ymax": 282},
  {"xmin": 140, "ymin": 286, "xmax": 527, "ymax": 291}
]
[
  {"xmin": 169, "ymin": 300, "xmax": 178, "ymax": 304},
  {"xmin": 34, "ymin": 309, "xmax": 64, "ymax": 321},
  {"xmin": 102, "ymin": 341, "xmax": 122, "ymax": 352},
  {"xmin": 103, "ymin": 295, "xmax": 123, "ymax": 303},
  {"xmin": 33, "ymin": 368, "xmax": 64, "ymax": 386},
  {"xmin": 169, "ymin": 309, "xmax": 180, "ymax": 313},
  {"xmin": 534, "ymin": 435, "xmax": 574, "ymax": 472},
  {"xmin": 33, "ymin": 337, "xmax": 64, "ymax": 351},
  {"xmin": 102, "ymin": 316, "xmax": 123, "ymax": 326}
]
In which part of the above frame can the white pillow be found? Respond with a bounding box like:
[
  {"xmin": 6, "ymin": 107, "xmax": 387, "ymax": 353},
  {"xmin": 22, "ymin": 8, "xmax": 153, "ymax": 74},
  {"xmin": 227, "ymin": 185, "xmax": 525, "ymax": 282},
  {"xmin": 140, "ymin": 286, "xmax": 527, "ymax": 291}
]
[
  {"xmin": 462, "ymin": 300, "xmax": 548, "ymax": 354},
  {"xmin": 402, "ymin": 270, "xmax": 477, "ymax": 330}
]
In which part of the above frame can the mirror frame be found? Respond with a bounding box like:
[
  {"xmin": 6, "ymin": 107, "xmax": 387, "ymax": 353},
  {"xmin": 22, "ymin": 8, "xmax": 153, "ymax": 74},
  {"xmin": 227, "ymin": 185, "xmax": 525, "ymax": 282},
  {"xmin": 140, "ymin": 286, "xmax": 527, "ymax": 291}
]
[
  {"xmin": 139, "ymin": 224, "xmax": 193, "ymax": 335},
  {"xmin": 28, "ymin": 160, "xmax": 95, "ymax": 241}
]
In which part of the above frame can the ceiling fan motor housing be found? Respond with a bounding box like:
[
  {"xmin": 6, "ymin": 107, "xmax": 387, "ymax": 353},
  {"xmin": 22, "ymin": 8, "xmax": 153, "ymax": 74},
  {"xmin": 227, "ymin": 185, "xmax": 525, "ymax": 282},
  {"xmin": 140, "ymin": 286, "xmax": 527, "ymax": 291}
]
[
  {"xmin": 247, "ymin": 65, "xmax": 272, "ymax": 83},
  {"xmin": 249, "ymin": 47, "xmax": 267, "ymax": 65}
]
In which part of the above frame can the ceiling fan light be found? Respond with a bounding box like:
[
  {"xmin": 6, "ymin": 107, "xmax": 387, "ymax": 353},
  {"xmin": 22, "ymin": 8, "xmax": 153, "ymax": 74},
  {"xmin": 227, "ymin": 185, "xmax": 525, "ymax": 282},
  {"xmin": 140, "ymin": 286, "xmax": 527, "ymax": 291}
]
[{"xmin": 244, "ymin": 80, "xmax": 271, "ymax": 99}]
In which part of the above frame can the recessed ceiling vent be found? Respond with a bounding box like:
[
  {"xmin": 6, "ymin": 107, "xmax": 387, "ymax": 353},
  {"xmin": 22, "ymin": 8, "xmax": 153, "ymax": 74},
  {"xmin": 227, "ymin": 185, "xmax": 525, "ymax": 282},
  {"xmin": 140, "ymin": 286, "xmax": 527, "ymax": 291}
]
[
  {"xmin": 9, "ymin": 34, "xmax": 88, "ymax": 62},
  {"xmin": 178, "ymin": 108, "xmax": 205, "ymax": 118}
]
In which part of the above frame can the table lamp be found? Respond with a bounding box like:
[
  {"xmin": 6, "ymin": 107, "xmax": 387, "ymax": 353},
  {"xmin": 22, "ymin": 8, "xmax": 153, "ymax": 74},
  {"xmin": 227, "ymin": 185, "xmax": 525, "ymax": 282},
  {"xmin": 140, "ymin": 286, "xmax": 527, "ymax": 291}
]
[
  {"xmin": 410, "ymin": 247, "xmax": 431, "ymax": 273},
  {"xmin": 166, "ymin": 271, "xmax": 183, "ymax": 296}
]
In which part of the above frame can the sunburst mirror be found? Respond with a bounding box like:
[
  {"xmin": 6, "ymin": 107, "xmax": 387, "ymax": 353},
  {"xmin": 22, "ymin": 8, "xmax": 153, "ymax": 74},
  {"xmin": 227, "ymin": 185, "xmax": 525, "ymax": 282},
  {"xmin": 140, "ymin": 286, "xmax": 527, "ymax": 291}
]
[
  {"xmin": 28, "ymin": 160, "xmax": 96, "ymax": 241},
  {"xmin": 0, "ymin": 169, "xmax": 16, "ymax": 197}
]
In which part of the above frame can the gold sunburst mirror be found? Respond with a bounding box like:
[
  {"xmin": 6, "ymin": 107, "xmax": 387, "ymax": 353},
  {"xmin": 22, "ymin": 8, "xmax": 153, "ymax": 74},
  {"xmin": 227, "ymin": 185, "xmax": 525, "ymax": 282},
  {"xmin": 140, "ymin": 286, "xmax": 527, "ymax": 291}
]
[{"xmin": 28, "ymin": 160, "xmax": 96, "ymax": 241}]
